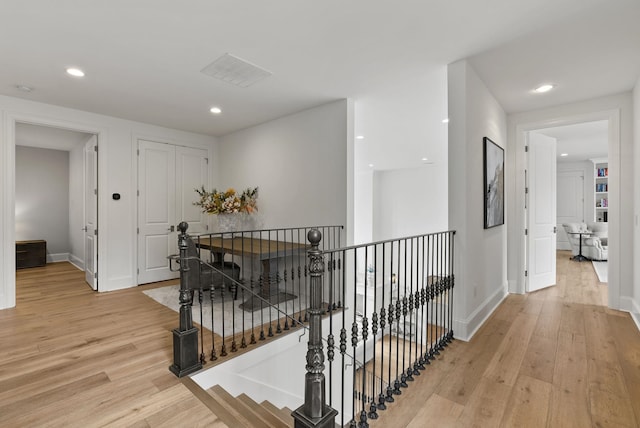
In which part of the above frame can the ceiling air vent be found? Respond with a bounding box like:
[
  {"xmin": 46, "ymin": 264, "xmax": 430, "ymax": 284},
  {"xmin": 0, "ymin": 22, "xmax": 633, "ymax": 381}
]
[{"xmin": 201, "ymin": 53, "xmax": 272, "ymax": 88}]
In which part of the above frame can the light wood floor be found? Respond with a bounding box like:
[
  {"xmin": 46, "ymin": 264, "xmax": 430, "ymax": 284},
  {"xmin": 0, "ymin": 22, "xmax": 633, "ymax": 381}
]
[
  {"xmin": 1, "ymin": 251, "xmax": 639, "ymax": 427},
  {"xmin": 374, "ymin": 251, "xmax": 640, "ymax": 427},
  {"xmin": 1, "ymin": 263, "xmax": 227, "ymax": 427}
]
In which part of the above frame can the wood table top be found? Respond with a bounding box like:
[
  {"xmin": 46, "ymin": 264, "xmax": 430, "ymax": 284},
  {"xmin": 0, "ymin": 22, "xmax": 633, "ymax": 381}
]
[{"xmin": 195, "ymin": 236, "xmax": 308, "ymax": 259}]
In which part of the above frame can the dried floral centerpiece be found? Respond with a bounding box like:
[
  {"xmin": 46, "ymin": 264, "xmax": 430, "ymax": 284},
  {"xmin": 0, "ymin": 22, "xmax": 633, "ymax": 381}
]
[{"xmin": 194, "ymin": 186, "xmax": 259, "ymax": 214}]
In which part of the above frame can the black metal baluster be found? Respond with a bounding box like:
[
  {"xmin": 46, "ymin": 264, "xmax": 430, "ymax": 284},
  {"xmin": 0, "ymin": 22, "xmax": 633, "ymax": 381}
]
[
  {"xmin": 340, "ymin": 249, "xmax": 347, "ymax": 428},
  {"xmin": 393, "ymin": 240, "xmax": 403, "ymax": 394},
  {"xmin": 368, "ymin": 244, "xmax": 379, "ymax": 420},
  {"xmin": 400, "ymin": 239, "xmax": 409, "ymax": 388},
  {"xmin": 220, "ymin": 235, "xmax": 227, "ymax": 357},
  {"xmin": 351, "ymin": 249, "xmax": 358, "ymax": 426},
  {"xmin": 449, "ymin": 231, "xmax": 455, "ymax": 341},
  {"xmin": 327, "ymin": 251, "xmax": 335, "ymax": 409},
  {"xmin": 360, "ymin": 247, "xmax": 369, "ymax": 427},
  {"xmin": 435, "ymin": 232, "xmax": 442, "ymax": 354},
  {"xmin": 377, "ymin": 243, "xmax": 387, "ymax": 411},
  {"xmin": 411, "ymin": 237, "xmax": 422, "ymax": 376},
  {"xmin": 240, "ymin": 233, "xmax": 247, "ymax": 349},
  {"xmin": 230, "ymin": 235, "xmax": 237, "ymax": 353}
]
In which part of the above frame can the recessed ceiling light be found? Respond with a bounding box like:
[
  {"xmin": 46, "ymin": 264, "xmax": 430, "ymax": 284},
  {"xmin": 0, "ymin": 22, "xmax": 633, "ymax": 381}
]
[
  {"xmin": 356, "ymin": 135, "xmax": 364, "ymax": 140},
  {"xmin": 560, "ymin": 153, "xmax": 569, "ymax": 157},
  {"xmin": 209, "ymin": 107, "xmax": 222, "ymax": 114},
  {"xmin": 15, "ymin": 85, "xmax": 33, "ymax": 92},
  {"xmin": 534, "ymin": 84, "xmax": 554, "ymax": 93},
  {"xmin": 66, "ymin": 68, "xmax": 85, "ymax": 77},
  {"xmin": 368, "ymin": 163, "xmax": 374, "ymax": 168},
  {"xmin": 421, "ymin": 157, "xmax": 429, "ymax": 161},
  {"xmin": 442, "ymin": 118, "xmax": 449, "ymax": 123}
]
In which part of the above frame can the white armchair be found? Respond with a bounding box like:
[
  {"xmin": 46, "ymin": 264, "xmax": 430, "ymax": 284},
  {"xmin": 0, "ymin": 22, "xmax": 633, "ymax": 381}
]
[
  {"xmin": 562, "ymin": 222, "xmax": 608, "ymax": 261},
  {"xmin": 583, "ymin": 236, "xmax": 608, "ymax": 261}
]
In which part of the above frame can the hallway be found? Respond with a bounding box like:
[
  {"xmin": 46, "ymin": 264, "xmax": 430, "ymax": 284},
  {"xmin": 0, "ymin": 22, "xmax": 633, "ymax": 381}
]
[{"xmin": 373, "ymin": 250, "xmax": 639, "ymax": 427}]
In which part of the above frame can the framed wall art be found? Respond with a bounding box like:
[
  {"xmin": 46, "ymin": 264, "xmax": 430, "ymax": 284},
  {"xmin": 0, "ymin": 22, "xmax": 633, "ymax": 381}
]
[{"xmin": 483, "ymin": 137, "xmax": 504, "ymax": 229}]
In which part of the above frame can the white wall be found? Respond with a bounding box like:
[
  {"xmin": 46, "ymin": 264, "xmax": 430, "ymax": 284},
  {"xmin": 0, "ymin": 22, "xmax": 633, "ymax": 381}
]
[
  {"xmin": 354, "ymin": 170, "xmax": 373, "ymax": 244},
  {"xmin": 15, "ymin": 146, "xmax": 70, "ymax": 259},
  {"xmin": 633, "ymin": 77, "xmax": 640, "ymax": 327},
  {"xmin": 447, "ymin": 60, "xmax": 508, "ymax": 341},
  {"xmin": 507, "ymin": 93, "xmax": 633, "ymax": 311},
  {"xmin": 1, "ymin": 94, "xmax": 217, "ymax": 309},
  {"xmin": 372, "ymin": 165, "xmax": 448, "ymax": 241},
  {"xmin": 218, "ymin": 100, "xmax": 350, "ymax": 233},
  {"xmin": 69, "ymin": 140, "xmax": 87, "ymax": 268}
]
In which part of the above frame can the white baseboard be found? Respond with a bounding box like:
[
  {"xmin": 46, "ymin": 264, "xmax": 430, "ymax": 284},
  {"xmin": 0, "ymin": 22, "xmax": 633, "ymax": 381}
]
[
  {"xmin": 47, "ymin": 253, "xmax": 69, "ymax": 263},
  {"xmin": 68, "ymin": 254, "xmax": 85, "ymax": 270},
  {"xmin": 454, "ymin": 284, "xmax": 508, "ymax": 342},
  {"xmin": 620, "ymin": 296, "xmax": 640, "ymax": 332}
]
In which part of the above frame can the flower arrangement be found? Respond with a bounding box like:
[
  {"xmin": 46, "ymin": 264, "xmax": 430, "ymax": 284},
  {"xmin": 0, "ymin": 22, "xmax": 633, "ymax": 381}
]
[{"xmin": 194, "ymin": 186, "xmax": 258, "ymax": 214}]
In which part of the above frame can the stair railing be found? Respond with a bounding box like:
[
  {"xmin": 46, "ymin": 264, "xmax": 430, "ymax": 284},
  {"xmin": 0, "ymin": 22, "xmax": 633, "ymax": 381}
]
[
  {"xmin": 296, "ymin": 228, "xmax": 456, "ymax": 427},
  {"xmin": 168, "ymin": 223, "xmax": 344, "ymax": 378}
]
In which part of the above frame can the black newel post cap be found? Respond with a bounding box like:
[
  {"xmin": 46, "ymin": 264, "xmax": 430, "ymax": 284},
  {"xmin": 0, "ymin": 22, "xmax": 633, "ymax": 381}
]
[
  {"xmin": 178, "ymin": 222, "xmax": 189, "ymax": 233},
  {"xmin": 308, "ymin": 229, "xmax": 322, "ymax": 246}
]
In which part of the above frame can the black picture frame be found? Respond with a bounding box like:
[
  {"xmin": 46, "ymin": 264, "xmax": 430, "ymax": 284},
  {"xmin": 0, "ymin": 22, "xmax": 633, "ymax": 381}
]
[{"xmin": 483, "ymin": 137, "xmax": 504, "ymax": 229}]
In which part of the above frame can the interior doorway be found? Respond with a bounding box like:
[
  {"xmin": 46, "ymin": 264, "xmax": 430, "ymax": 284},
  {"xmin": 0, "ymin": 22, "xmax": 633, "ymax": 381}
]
[
  {"xmin": 523, "ymin": 118, "xmax": 611, "ymax": 296},
  {"xmin": 15, "ymin": 122, "xmax": 99, "ymax": 290}
]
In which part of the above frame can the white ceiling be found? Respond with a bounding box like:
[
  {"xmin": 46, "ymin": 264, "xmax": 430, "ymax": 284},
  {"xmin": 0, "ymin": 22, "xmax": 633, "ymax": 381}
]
[
  {"xmin": 537, "ymin": 120, "xmax": 608, "ymax": 162},
  {"xmin": 1, "ymin": 1, "xmax": 639, "ymax": 169}
]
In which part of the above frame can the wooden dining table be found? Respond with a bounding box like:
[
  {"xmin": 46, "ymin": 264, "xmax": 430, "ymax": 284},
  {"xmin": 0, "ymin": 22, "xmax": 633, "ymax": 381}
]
[{"xmin": 195, "ymin": 236, "xmax": 308, "ymax": 310}]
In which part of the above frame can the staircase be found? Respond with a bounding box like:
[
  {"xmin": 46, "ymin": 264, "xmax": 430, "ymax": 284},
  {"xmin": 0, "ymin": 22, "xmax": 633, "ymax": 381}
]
[{"xmin": 182, "ymin": 377, "xmax": 293, "ymax": 428}]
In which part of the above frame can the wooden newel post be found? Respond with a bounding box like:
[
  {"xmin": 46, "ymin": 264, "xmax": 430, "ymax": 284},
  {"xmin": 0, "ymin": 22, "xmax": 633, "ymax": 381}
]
[
  {"xmin": 169, "ymin": 221, "xmax": 203, "ymax": 377},
  {"xmin": 292, "ymin": 229, "xmax": 338, "ymax": 428}
]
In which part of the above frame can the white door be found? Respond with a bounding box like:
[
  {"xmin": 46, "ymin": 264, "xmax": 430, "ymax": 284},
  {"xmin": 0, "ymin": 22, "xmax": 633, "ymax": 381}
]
[
  {"xmin": 527, "ymin": 132, "xmax": 557, "ymax": 292},
  {"xmin": 84, "ymin": 136, "xmax": 98, "ymax": 290},
  {"xmin": 138, "ymin": 140, "xmax": 208, "ymax": 284},
  {"xmin": 556, "ymin": 171, "xmax": 584, "ymax": 250},
  {"xmin": 175, "ymin": 146, "xmax": 208, "ymax": 235}
]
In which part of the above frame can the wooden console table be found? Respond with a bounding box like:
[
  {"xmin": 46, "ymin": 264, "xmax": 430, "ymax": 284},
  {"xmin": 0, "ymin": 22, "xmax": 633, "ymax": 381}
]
[{"xmin": 196, "ymin": 236, "xmax": 308, "ymax": 310}]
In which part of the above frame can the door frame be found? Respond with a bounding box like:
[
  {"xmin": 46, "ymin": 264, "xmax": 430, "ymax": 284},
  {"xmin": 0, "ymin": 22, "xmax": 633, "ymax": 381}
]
[
  {"xmin": 512, "ymin": 109, "xmax": 620, "ymax": 309},
  {"xmin": 2, "ymin": 112, "xmax": 107, "ymax": 308}
]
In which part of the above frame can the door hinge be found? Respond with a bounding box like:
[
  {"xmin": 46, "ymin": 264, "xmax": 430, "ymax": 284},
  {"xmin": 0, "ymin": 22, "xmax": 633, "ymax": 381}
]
[
  {"xmin": 94, "ymin": 188, "xmax": 97, "ymax": 195},
  {"xmin": 137, "ymin": 268, "xmax": 139, "ymax": 274},
  {"xmin": 137, "ymin": 190, "xmax": 140, "ymax": 196},
  {"xmin": 525, "ymin": 187, "xmax": 529, "ymax": 194},
  {"xmin": 137, "ymin": 227, "xmax": 139, "ymax": 234},
  {"xmin": 94, "ymin": 272, "xmax": 98, "ymax": 279},
  {"xmin": 94, "ymin": 145, "xmax": 98, "ymax": 153},
  {"xmin": 525, "ymin": 145, "xmax": 529, "ymax": 152},
  {"xmin": 205, "ymin": 224, "xmax": 209, "ymax": 231},
  {"xmin": 94, "ymin": 229, "xmax": 98, "ymax": 236},
  {"xmin": 525, "ymin": 229, "xmax": 528, "ymax": 236},
  {"xmin": 205, "ymin": 157, "xmax": 209, "ymax": 164},
  {"xmin": 137, "ymin": 149, "xmax": 140, "ymax": 156},
  {"xmin": 525, "ymin": 270, "xmax": 528, "ymax": 277}
]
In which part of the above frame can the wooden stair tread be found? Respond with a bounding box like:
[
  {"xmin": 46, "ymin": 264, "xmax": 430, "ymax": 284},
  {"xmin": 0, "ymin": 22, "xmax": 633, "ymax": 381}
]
[
  {"xmin": 237, "ymin": 394, "xmax": 289, "ymax": 428},
  {"xmin": 260, "ymin": 400, "xmax": 294, "ymax": 426},
  {"xmin": 180, "ymin": 377, "xmax": 240, "ymax": 428},
  {"xmin": 210, "ymin": 385, "xmax": 273, "ymax": 428}
]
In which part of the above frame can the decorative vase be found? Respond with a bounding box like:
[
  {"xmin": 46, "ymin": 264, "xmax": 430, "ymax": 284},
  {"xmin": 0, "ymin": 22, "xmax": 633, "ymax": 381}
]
[
  {"xmin": 216, "ymin": 213, "xmax": 262, "ymax": 233},
  {"xmin": 217, "ymin": 213, "xmax": 241, "ymax": 233}
]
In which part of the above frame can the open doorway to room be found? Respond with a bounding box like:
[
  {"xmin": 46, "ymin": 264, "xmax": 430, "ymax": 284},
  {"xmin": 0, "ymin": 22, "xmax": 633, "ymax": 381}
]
[
  {"xmin": 524, "ymin": 119, "xmax": 610, "ymax": 301},
  {"xmin": 15, "ymin": 122, "xmax": 98, "ymax": 290}
]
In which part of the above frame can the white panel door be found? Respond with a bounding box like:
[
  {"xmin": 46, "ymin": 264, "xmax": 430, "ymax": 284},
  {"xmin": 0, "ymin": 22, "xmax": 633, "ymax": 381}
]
[
  {"xmin": 84, "ymin": 136, "xmax": 98, "ymax": 290},
  {"xmin": 175, "ymin": 146, "xmax": 208, "ymax": 235},
  {"xmin": 138, "ymin": 140, "xmax": 177, "ymax": 284},
  {"xmin": 528, "ymin": 133, "xmax": 557, "ymax": 292},
  {"xmin": 138, "ymin": 141, "xmax": 208, "ymax": 284},
  {"xmin": 556, "ymin": 171, "xmax": 584, "ymax": 250}
]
